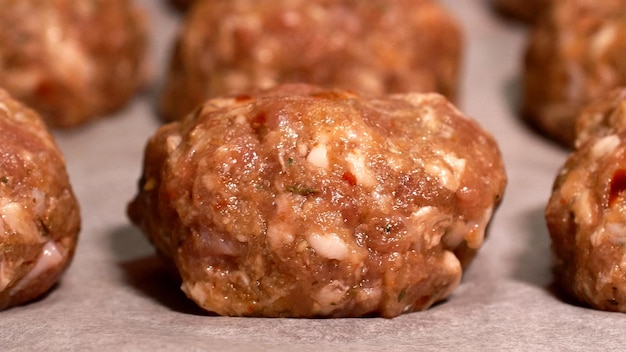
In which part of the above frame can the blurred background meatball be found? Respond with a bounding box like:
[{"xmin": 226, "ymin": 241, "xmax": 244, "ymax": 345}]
[
  {"xmin": 0, "ymin": 0, "xmax": 148, "ymax": 128},
  {"xmin": 159, "ymin": 0, "xmax": 462, "ymax": 121}
]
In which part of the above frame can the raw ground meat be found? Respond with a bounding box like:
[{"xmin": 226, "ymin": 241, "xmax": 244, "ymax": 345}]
[
  {"xmin": 159, "ymin": 0, "xmax": 462, "ymax": 121},
  {"xmin": 547, "ymin": 87, "xmax": 626, "ymax": 312},
  {"xmin": 129, "ymin": 84, "xmax": 506, "ymax": 318},
  {"xmin": 522, "ymin": 0, "xmax": 626, "ymax": 147},
  {"xmin": 0, "ymin": 88, "xmax": 81, "ymax": 310},
  {"xmin": 0, "ymin": 0, "xmax": 148, "ymax": 128}
]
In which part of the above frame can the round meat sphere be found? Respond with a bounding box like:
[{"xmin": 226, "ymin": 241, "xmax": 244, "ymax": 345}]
[
  {"xmin": 128, "ymin": 84, "xmax": 506, "ymax": 318},
  {"xmin": 547, "ymin": 88, "xmax": 626, "ymax": 311},
  {"xmin": 0, "ymin": 0, "xmax": 148, "ymax": 128},
  {"xmin": 159, "ymin": 0, "xmax": 462, "ymax": 121},
  {"xmin": 0, "ymin": 88, "xmax": 81, "ymax": 310},
  {"xmin": 522, "ymin": 0, "xmax": 626, "ymax": 147}
]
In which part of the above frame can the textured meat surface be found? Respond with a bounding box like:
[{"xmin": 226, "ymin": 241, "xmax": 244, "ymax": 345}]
[
  {"xmin": 0, "ymin": 89, "xmax": 80, "ymax": 310},
  {"xmin": 547, "ymin": 88, "xmax": 626, "ymax": 311},
  {"xmin": 129, "ymin": 84, "xmax": 506, "ymax": 318},
  {"xmin": 0, "ymin": 0, "xmax": 147, "ymax": 128},
  {"xmin": 159, "ymin": 0, "xmax": 462, "ymax": 121},
  {"xmin": 522, "ymin": 0, "xmax": 626, "ymax": 147}
]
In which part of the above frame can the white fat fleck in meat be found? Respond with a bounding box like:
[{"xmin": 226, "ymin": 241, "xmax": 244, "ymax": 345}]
[
  {"xmin": 424, "ymin": 152, "xmax": 466, "ymax": 192},
  {"xmin": 619, "ymin": 252, "xmax": 626, "ymax": 271},
  {"xmin": 1, "ymin": 201, "xmax": 40, "ymax": 243},
  {"xmin": 592, "ymin": 221, "xmax": 626, "ymax": 247},
  {"xmin": 0, "ymin": 261, "xmax": 13, "ymax": 291},
  {"xmin": 345, "ymin": 149, "xmax": 376, "ymax": 187},
  {"xmin": 235, "ymin": 114, "xmax": 247, "ymax": 124},
  {"xmin": 399, "ymin": 92, "xmax": 437, "ymax": 106},
  {"xmin": 465, "ymin": 206, "xmax": 494, "ymax": 249},
  {"xmin": 0, "ymin": 102, "xmax": 8, "ymax": 116},
  {"xmin": 438, "ymin": 250, "xmax": 462, "ymax": 298},
  {"xmin": 306, "ymin": 232, "xmax": 349, "ymax": 260},
  {"xmin": 384, "ymin": 143, "xmax": 405, "ymax": 172},
  {"xmin": 572, "ymin": 189, "xmax": 594, "ymax": 227},
  {"xmin": 268, "ymin": 193, "xmax": 297, "ymax": 250},
  {"xmin": 355, "ymin": 284, "xmax": 382, "ymax": 307},
  {"xmin": 353, "ymin": 70, "xmax": 383, "ymax": 93},
  {"xmin": 444, "ymin": 206, "xmax": 493, "ymax": 250},
  {"xmin": 183, "ymin": 281, "xmax": 208, "ymax": 306},
  {"xmin": 591, "ymin": 134, "xmax": 620, "ymax": 159},
  {"xmin": 313, "ymin": 280, "xmax": 349, "ymax": 314},
  {"xmin": 267, "ymin": 223, "xmax": 295, "ymax": 250},
  {"xmin": 44, "ymin": 13, "xmax": 94, "ymax": 89},
  {"xmin": 32, "ymin": 189, "xmax": 46, "ymax": 217},
  {"xmin": 306, "ymin": 143, "xmax": 329, "ymax": 169},
  {"xmin": 166, "ymin": 135, "xmax": 182, "ymax": 153},
  {"xmin": 370, "ymin": 187, "xmax": 392, "ymax": 213},
  {"xmin": 297, "ymin": 143, "xmax": 308, "ymax": 157},
  {"xmin": 9, "ymin": 241, "xmax": 63, "ymax": 296},
  {"xmin": 590, "ymin": 227, "xmax": 604, "ymax": 247},
  {"xmin": 591, "ymin": 24, "xmax": 617, "ymax": 58},
  {"xmin": 408, "ymin": 206, "xmax": 448, "ymax": 249}
]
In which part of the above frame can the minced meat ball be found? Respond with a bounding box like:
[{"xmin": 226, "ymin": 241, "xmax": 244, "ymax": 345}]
[
  {"xmin": 0, "ymin": 0, "xmax": 148, "ymax": 128},
  {"xmin": 159, "ymin": 0, "xmax": 462, "ymax": 121},
  {"xmin": 522, "ymin": 0, "xmax": 626, "ymax": 147},
  {"xmin": 0, "ymin": 88, "xmax": 81, "ymax": 310},
  {"xmin": 128, "ymin": 84, "xmax": 506, "ymax": 318},
  {"xmin": 547, "ymin": 88, "xmax": 626, "ymax": 312}
]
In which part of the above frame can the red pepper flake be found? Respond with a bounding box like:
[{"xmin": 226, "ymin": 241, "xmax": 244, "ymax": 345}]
[
  {"xmin": 609, "ymin": 169, "xmax": 626, "ymax": 206},
  {"xmin": 251, "ymin": 112, "xmax": 267, "ymax": 134},
  {"xmin": 212, "ymin": 199, "xmax": 228, "ymax": 210},
  {"xmin": 235, "ymin": 94, "xmax": 252, "ymax": 102},
  {"xmin": 342, "ymin": 171, "xmax": 357, "ymax": 186},
  {"xmin": 252, "ymin": 112, "xmax": 266, "ymax": 126}
]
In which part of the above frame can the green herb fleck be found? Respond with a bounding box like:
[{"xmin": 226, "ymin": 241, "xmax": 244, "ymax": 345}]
[
  {"xmin": 287, "ymin": 157, "xmax": 294, "ymax": 166},
  {"xmin": 286, "ymin": 184, "xmax": 317, "ymax": 196},
  {"xmin": 397, "ymin": 289, "xmax": 406, "ymax": 302}
]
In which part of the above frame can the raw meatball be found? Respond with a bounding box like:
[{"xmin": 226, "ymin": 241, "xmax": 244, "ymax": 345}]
[
  {"xmin": 128, "ymin": 84, "xmax": 506, "ymax": 318},
  {"xmin": 546, "ymin": 88, "xmax": 626, "ymax": 311},
  {"xmin": 160, "ymin": 0, "xmax": 462, "ymax": 121},
  {"xmin": 492, "ymin": 0, "xmax": 551, "ymax": 23},
  {"xmin": 522, "ymin": 0, "xmax": 626, "ymax": 147},
  {"xmin": 0, "ymin": 0, "xmax": 148, "ymax": 128},
  {"xmin": 0, "ymin": 88, "xmax": 81, "ymax": 310}
]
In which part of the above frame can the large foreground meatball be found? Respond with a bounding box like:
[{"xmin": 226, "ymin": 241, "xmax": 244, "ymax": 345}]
[
  {"xmin": 522, "ymin": 0, "xmax": 626, "ymax": 147},
  {"xmin": 160, "ymin": 0, "xmax": 462, "ymax": 121},
  {"xmin": 0, "ymin": 89, "xmax": 81, "ymax": 310},
  {"xmin": 0, "ymin": 0, "xmax": 148, "ymax": 128},
  {"xmin": 546, "ymin": 88, "xmax": 626, "ymax": 311},
  {"xmin": 129, "ymin": 84, "xmax": 506, "ymax": 318}
]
